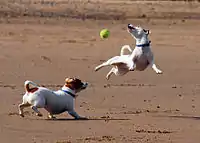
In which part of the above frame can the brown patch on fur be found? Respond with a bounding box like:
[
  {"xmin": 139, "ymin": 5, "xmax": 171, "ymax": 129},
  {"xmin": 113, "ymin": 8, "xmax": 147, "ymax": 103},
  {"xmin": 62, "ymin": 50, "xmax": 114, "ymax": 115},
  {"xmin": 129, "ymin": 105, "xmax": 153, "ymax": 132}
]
[
  {"xmin": 25, "ymin": 84, "xmax": 38, "ymax": 93},
  {"xmin": 28, "ymin": 87, "xmax": 39, "ymax": 93},
  {"xmin": 64, "ymin": 78, "xmax": 83, "ymax": 91}
]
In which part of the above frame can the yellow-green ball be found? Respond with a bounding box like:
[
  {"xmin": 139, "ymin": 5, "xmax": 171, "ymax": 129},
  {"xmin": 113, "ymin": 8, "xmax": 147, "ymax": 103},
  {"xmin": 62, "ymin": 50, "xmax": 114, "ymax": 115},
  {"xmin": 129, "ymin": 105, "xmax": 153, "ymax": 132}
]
[{"xmin": 100, "ymin": 29, "xmax": 110, "ymax": 39}]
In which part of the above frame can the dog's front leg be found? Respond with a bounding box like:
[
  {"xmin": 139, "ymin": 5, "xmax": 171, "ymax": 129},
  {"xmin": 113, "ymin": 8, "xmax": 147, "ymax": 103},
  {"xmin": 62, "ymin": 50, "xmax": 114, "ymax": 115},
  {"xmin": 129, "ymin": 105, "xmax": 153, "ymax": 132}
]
[
  {"xmin": 31, "ymin": 106, "xmax": 43, "ymax": 117},
  {"xmin": 147, "ymin": 56, "xmax": 162, "ymax": 74},
  {"xmin": 95, "ymin": 62, "xmax": 109, "ymax": 72},
  {"xmin": 151, "ymin": 63, "xmax": 163, "ymax": 74},
  {"xmin": 95, "ymin": 56, "xmax": 120, "ymax": 72},
  {"xmin": 18, "ymin": 103, "xmax": 31, "ymax": 117},
  {"xmin": 106, "ymin": 67, "xmax": 116, "ymax": 80},
  {"xmin": 68, "ymin": 110, "xmax": 88, "ymax": 120}
]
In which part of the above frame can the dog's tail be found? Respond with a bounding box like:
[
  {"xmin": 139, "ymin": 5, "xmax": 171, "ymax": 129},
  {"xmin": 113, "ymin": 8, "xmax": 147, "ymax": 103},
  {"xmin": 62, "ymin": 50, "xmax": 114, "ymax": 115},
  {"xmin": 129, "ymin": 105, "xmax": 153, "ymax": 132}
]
[
  {"xmin": 24, "ymin": 80, "xmax": 39, "ymax": 93},
  {"xmin": 120, "ymin": 45, "xmax": 132, "ymax": 56}
]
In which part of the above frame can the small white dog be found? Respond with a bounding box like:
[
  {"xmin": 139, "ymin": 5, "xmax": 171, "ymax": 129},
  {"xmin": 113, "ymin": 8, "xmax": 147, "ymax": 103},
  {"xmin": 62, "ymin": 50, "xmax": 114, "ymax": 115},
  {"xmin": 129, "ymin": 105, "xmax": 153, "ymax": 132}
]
[
  {"xmin": 95, "ymin": 24, "xmax": 163, "ymax": 80},
  {"xmin": 18, "ymin": 77, "xmax": 88, "ymax": 119}
]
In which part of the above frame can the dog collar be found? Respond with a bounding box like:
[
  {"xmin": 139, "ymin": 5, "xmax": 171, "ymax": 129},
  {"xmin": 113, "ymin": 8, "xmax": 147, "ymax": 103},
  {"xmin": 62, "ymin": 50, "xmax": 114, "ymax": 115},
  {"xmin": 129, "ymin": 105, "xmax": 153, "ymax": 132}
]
[
  {"xmin": 136, "ymin": 41, "xmax": 151, "ymax": 47},
  {"xmin": 61, "ymin": 90, "xmax": 76, "ymax": 98}
]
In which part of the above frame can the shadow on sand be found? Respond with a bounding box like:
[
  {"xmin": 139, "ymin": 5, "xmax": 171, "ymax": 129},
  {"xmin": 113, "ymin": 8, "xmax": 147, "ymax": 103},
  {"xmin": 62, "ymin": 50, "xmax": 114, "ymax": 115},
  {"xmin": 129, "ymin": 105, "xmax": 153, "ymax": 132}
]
[
  {"xmin": 154, "ymin": 115, "xmax": 200, "ymax": 120},
  {"xmin": 44, "ymin": 117, "xmax": 130, "ymax": 121}
]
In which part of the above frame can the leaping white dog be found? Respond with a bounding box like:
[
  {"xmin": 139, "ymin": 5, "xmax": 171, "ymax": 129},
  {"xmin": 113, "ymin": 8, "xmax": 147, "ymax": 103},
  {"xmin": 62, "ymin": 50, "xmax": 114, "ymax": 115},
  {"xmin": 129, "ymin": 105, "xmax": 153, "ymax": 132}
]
[
  {"xmin": 18, "ymin": 77, "xmax": 88, "ymax": 119},
  {"xmin": 95, "ymin": 24, "xmax": 163, "ymax": 80}
]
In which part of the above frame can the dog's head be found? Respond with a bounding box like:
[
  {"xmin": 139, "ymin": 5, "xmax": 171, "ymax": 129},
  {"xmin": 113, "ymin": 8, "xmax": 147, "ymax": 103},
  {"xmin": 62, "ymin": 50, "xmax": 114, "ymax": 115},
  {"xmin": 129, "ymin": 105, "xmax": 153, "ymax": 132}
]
[
  {"xmin": 65, "ymin": 77, "xmax": 88, "ymax": 93},
  {"xmin": 127, "ymin": 24, "xmax": 150, "ymax": 40}
]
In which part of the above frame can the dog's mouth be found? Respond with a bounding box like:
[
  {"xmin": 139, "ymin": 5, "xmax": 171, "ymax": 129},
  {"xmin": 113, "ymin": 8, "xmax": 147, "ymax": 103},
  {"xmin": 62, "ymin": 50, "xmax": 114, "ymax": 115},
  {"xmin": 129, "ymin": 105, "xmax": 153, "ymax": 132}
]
[
  {"xmin": 75, "ymin": 82, "xmax": 88, "ymax": 93},
  {"xmin": 128, "ymin": 24, "xmax": 135, "ymax": 31},
  {"xmin": 81, "ymin": 82, "xmax": 88, "ymax": 89}
]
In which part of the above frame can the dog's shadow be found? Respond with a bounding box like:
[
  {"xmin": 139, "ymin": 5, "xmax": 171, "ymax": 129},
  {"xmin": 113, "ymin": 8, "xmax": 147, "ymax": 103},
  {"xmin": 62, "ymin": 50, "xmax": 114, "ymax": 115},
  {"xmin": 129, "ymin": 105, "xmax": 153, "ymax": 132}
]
[
  {"xmin": 44, "ymin": 117, "xmax": 130, "ymax": 121},
  {"xmin": 154, "ymin": 115, "xmax": 200, "ymax": 120}
]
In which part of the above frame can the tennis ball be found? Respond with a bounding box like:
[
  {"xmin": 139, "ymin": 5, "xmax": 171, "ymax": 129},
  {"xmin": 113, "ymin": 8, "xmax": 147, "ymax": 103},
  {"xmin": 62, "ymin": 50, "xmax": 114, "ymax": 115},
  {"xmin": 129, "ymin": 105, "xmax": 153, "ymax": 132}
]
[{"xmin": 100, "ymin": 29, "xmax": 110, "ymax": 39}]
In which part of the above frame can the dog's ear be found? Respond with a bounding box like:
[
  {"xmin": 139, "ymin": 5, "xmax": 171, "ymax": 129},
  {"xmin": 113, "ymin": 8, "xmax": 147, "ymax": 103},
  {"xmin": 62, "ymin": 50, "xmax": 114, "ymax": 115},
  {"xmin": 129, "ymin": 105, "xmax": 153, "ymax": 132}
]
[
  {"xmin": 143, "ymin": 29, "xmax": 150, "ymax": 35},
  {"xmin": 65, "ymin": 77, "xmax": 75, "ymax": 89},
  {"xmin": 65, "ymin": 77, "xmax": 83, "ymax": 90},
  {"xmin": 65, "ymin": 78, "xmax": 74, "ymax": 84}
]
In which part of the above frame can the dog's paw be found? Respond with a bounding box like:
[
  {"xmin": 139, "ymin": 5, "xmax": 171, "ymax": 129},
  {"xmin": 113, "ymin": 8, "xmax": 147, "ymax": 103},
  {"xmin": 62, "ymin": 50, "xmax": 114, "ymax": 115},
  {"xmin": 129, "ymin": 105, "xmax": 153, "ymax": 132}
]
[
  {"xmin": 156, "ymin": 70, "xmax": 163, "ymax": 74},
  {"xmin": 19, "ymin": 113, "xmax": 24, "ymax": 117},
  {"xmin": 129, "ymin": 66, "xmax": 135, "ymax": 71},
  {"xmin": 95, "ymin": 65, "xmax": 102, "ymax": 72},
  {"xmin": 94, "ymin": 67, "xmax": 99, "ymax": 72},
  {"xmin": 48, "ymin": 114, "xmax": 56, "ymax": 119},
  {"xmin": 36, "ymin": 113, "xmax": 43, "ymax": 117},
  {"xmin": 106, "ymin": 75, "xmax": 110, "ymax": 80}
]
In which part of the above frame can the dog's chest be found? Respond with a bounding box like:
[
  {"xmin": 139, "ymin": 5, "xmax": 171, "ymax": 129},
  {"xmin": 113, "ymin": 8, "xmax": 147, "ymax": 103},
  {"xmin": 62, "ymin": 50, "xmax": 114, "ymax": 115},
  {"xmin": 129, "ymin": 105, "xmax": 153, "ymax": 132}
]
[
  {"xmin": 134, "ymin": 48, "xmax": 150, "ymax": 71},
  {"xmin": 135, "ymin": 46, "xmax": 150, "ymax": 55}
]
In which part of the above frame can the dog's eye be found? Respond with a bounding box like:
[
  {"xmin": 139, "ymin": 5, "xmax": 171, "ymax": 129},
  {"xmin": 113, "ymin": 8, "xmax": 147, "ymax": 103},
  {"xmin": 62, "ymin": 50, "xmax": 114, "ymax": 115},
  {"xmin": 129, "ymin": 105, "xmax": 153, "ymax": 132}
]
[{"xmin": 72, "ymin": 79, "xmax": 83, "ymax": 88}]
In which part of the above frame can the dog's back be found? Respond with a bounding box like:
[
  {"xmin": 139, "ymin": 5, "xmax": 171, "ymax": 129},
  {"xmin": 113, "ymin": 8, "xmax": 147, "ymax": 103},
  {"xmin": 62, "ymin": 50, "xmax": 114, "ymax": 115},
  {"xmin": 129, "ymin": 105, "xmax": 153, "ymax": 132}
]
[
  {"xmin": 34, "ymin": 88, "xmax": 74, "ymax": 114},
  {"xmin": 24, "ymin": 80, "xmax": 74, "ymax": 114}
]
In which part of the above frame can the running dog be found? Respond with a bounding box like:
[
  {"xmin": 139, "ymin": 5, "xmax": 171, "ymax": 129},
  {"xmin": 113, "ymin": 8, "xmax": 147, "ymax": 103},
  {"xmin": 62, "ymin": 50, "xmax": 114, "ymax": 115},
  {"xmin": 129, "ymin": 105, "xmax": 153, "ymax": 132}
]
[
  {"xmin": 95, "ymin": 24, "xmax": 163, "ymax": 80},
  {"xmin": 18, "ymin": 77, "xmax": 88, "ymax": 119}
]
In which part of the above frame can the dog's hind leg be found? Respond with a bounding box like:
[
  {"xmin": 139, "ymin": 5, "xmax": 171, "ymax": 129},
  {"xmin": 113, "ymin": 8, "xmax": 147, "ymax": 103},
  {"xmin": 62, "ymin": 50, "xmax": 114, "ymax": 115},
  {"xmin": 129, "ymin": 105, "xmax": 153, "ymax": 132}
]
[
  {"xmin": 95, "ymin": 61, "xmax": 112, "ymax": 71},
  {"xmin": 94, "ymin": 63, "xmax": 105, "ymax": 72},
  {"xmin": 18, "ymin": 103, "xmax": 31, "ymax": 117},
  {"xmin": 95, "ymin": 56, "xmax": 121, "ymax": 72},
  {"xmin": 31, "ymin": 98, "xmax": 45, "ymax": 117},
  {"xmin": 106, "ymin": 67, "xmax": 117, "ymax": 80}
]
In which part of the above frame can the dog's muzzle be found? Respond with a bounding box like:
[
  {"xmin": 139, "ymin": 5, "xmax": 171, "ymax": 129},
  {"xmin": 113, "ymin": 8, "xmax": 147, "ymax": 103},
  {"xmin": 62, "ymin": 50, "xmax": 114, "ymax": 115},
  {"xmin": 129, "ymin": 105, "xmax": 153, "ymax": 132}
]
[
  {"xmin": 128, "ymin": 24, "xmax": 135, "ymax": 30},
  {"xmin": 81, "ymin": 82, "xmax": 88, "ymax": 89}
]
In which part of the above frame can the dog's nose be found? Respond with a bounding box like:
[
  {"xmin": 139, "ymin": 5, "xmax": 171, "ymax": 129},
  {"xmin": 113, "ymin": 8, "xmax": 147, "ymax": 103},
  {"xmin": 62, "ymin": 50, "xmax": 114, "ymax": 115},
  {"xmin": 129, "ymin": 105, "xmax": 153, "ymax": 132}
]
[
  {"xmin": 82, "ymin": 82, "xmax": 88, "ymax": 88},
  {"xmin": 128, "ymin": 24, "xmax": 134, "ymax": 29}
]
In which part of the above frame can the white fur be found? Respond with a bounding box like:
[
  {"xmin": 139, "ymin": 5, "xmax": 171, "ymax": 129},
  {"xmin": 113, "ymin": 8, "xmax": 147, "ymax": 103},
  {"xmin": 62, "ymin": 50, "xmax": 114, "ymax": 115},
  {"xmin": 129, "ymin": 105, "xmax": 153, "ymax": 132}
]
[
  {"xmin": 95, "ymin": 24, "xmax": 163, "ymax": 80},
  {"xmin": 18, "ymin": 80, "xmax": 88, "ymax": 119}
]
